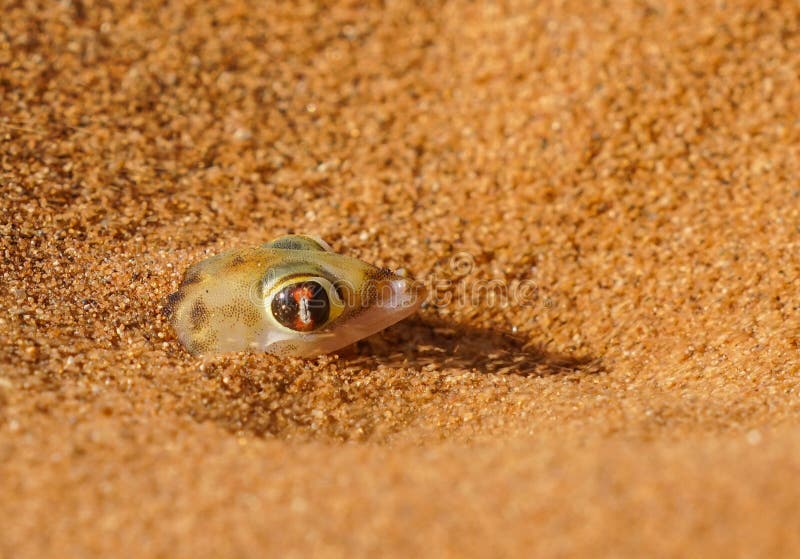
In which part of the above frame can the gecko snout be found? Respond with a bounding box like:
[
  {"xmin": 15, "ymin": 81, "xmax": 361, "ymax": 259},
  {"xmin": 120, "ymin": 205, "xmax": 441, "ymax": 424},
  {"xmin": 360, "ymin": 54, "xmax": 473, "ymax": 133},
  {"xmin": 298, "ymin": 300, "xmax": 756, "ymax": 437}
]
[{"xmin": 374, "ymin": 275, "xmax": 427, "ymax": 312}]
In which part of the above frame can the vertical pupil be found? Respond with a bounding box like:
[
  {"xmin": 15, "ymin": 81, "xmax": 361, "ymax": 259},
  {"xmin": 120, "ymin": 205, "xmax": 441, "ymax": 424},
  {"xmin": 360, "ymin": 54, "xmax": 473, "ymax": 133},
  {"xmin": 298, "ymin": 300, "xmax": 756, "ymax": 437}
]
[{"xmin": 271, "ymin": 281, "xmax": 330, "ymax": 332}]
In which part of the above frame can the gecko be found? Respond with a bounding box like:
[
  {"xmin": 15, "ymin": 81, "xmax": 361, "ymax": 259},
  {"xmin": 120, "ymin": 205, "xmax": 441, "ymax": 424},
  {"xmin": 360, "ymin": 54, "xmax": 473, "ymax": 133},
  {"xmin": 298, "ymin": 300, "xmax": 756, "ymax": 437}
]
[{"xmin": 164, "ymin": 235, "xmax": 426, "ymax": 357}]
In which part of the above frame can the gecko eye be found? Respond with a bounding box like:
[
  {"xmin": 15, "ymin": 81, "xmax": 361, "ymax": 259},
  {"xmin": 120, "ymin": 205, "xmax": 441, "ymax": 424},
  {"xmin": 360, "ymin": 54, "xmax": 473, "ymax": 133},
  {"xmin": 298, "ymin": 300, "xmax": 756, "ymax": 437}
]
[{"xmin": 270, "ymin": 280, "xmax": 332, "ymax": 332}]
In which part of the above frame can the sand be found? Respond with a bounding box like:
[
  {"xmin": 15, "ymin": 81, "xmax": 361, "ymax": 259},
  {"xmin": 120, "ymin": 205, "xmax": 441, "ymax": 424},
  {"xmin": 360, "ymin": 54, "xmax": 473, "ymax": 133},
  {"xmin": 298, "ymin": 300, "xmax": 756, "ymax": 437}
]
[{"xmin": 2, "ymin": 0, "xmax": 800, "ymax": 556}]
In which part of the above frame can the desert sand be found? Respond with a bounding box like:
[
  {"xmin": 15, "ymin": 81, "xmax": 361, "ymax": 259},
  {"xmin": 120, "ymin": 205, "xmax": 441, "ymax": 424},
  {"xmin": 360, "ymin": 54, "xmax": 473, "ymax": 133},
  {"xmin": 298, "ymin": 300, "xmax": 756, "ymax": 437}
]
[{"xmin": 2, "ymin": 0, "xmax": 800, "ymax": 557}]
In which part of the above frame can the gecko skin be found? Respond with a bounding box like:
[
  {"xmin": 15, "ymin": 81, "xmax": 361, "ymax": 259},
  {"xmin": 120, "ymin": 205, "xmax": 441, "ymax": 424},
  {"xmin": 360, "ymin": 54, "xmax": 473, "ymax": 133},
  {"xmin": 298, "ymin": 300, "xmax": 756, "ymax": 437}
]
[{"xmin": 165, "ymin": 235, "xmax": 426, "ymax": 357}]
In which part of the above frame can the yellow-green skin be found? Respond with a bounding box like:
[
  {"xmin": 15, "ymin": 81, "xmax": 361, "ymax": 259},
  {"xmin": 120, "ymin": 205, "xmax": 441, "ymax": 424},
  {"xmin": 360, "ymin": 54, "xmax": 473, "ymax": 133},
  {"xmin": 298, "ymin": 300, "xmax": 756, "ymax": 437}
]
[{"xmin": 165, "ymin": 235, "xmax": 425, "ymax": 357}]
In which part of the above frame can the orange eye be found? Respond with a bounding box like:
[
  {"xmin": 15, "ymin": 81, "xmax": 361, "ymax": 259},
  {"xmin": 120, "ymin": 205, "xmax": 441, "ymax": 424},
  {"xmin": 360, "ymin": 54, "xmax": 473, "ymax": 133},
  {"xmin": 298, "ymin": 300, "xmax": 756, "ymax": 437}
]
[{"xmin": 270, "ymin": 281, "xmax": 330, "ymax": 332}]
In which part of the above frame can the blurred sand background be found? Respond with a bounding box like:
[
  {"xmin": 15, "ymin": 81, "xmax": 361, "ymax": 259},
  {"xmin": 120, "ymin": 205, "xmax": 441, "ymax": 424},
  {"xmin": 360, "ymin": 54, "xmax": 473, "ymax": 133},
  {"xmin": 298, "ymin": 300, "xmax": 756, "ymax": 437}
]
[{"xmin": 2, "ymin": 0, "xmax": 800, "ymax": 556}]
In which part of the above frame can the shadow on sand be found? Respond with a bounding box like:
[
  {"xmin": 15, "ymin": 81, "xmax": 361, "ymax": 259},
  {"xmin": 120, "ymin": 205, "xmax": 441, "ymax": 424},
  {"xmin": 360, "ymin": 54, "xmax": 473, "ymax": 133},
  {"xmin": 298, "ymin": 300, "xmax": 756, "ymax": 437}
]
[
  {"xmin": 182, "ymin": 316, "xmax": 603, "ymax": 440},
  {"xmin": 342, "ymin": 316, "xmax": 603, "ymax": 378}
]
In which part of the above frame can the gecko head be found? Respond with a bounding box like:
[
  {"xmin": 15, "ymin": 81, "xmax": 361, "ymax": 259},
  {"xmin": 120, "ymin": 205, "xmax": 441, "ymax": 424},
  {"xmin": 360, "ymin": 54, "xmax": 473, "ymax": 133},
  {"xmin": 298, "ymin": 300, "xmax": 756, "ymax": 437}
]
[{"xmin": 165, "ymin": 235, "xmax": 427, "ymax": 357}]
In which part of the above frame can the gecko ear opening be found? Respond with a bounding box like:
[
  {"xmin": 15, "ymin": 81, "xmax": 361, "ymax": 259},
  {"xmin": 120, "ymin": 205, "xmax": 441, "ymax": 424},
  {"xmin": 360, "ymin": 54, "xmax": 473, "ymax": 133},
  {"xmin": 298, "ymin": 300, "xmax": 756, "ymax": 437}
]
[{"xmin": 262, "ymin": 235, "xmax": 334, "ymax": 252}]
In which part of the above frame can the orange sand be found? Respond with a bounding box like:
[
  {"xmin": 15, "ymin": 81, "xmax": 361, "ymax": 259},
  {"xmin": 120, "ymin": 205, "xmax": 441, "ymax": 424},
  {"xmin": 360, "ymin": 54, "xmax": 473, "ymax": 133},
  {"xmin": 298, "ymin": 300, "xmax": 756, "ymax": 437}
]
[{"xmin": 2, "ymin": 0, "xmax": 800, "ymax": 556}]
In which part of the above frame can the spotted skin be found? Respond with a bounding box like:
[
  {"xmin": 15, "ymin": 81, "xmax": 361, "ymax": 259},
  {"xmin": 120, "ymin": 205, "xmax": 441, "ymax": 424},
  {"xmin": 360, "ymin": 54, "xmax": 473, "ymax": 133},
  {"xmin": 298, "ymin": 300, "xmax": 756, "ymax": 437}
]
[{"xmin": 165, "ymin": 235, "xmax": 425, "ymax": 357}]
